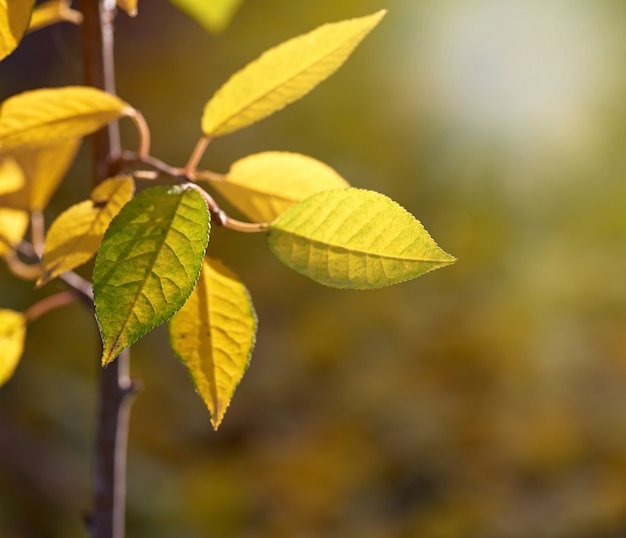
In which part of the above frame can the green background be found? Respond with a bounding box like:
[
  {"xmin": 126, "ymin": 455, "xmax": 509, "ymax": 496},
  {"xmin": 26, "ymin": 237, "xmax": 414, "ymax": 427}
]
[{"xmin": 2, "ymin": 0, "xmax": 626, "ymax": 536}]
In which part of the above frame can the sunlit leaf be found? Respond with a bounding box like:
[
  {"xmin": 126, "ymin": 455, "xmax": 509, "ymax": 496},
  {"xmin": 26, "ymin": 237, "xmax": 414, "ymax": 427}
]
[
  {"xmin": 268, "ymin": 188, "xmax": 456, "ymax": 289},
  {"xmin": 200, "ymin": 151, "xmax": 348, "ymax": 222},
  {"xmin": 28, "ymin": 0, "xmax": 82, "ymax": 32},
  {"xmin": 0, "ymin": 309, "xmax": 26, "ymax": 386},
  {"xmin": 202, "ymin": 10, "xmax": 386, "ymax": 137},
  {"xmin": 0, "ymin": 0, "xmax": 35, "ymax": 61},
  {"xmin": 38, "ymin": 176, "xmax": 135, "ymax": 287},
  {"xmin": 168, "ymin": 0, "xmax": 241, "ymax": 33},
  {"xmin": 169, "ymin": 257, "xmax": 256, "ymax": 430},
  {"xmin": 116, "ymin": 0, "xmax": 137, "ymax": 17},
  {"xmin": 0, "ymin": 154, "xmax": 24, "ymax": 196},
  {"xmin": 0, "ymin": 207, "xmax": 28, "ymax": 255},
  {"xmin": 0, "ymin": 86, "xmax": 132, "ymax": 151},
  {"xmin": 93, "ymin": 185, "xmax": 210, "ymax": 365}
]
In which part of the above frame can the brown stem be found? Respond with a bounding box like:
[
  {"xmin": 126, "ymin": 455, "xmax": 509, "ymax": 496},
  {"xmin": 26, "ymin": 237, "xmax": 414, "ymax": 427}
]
[
  {"xmin": 24, "ymin": 290, "xmax": 76, "ymax": 322},
  {"xmin": 183, "ymin": 135, "xmax": 212, "ymax": 177},
  {"xmin": 80, "ymin": 1, "xmax": 136, "ymax": 537}
]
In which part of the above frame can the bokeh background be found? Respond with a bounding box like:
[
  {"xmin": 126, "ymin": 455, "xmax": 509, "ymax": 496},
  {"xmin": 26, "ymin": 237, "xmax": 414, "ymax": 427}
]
[{"xmin": 3, "ymin": 0, "xmax": 626, "ymax": 536}]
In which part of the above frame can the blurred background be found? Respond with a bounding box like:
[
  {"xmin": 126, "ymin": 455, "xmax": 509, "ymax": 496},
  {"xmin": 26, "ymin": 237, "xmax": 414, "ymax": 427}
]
[{"xmin": 3, "ymin": 0, "xmax": 626, "ymax": 536}]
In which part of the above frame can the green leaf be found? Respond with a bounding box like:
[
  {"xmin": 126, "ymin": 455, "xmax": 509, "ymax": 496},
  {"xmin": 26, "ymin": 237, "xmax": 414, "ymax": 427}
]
[
  {"xmin": 0, "ymin": 86, "xmax": 132, "ymax": 151},
  {"xmin": 0, "ymin": 308, "xmax": 26, "ymax": 386},
  {"xmin": 268, "ymin": 188, "xmax": 456, "ymax": 289},
  {"xmin": 93, "ymin": 185, "xmax": 210, "ymax": 365},
  {"xmin": 169, "ymin": 257, "xmax": 256, "ymax": 430},
  {"xmin": 200, "ymin": 151, "xmax": 349, "ymax": 222},
  {"xmin": 168, "ymin": 0, "xmax": 242, "ymax": 33},
  {"xmin": 38, "ymin": 176, "xmax": 135, "ymax": 287},
  {"xmin": 202, "ymin": 10, "xmax": 386, "ymax": 137},
  {"xmin": 0, "ymin": 0, "xmax": 35, "ymax": 61}
]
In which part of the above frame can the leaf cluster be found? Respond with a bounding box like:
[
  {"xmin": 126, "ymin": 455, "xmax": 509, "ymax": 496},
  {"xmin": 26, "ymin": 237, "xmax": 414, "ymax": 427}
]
[{"xmin": 0, "ymin": 2, "xmax": 454, "ymax": 429}]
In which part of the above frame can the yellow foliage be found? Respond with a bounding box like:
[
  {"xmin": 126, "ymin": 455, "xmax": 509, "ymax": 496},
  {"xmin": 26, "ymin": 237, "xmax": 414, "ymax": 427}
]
[
  {"xmin": 0, "ymin": 207, "xmax": 28, "ymax": 255},
  {"xmin": 0, "ymin": 0, "xmax": 35, "ymax": 60},
  {"xmin": 0, "ymin": 308, "xmax": 26, "ymax": 386}
]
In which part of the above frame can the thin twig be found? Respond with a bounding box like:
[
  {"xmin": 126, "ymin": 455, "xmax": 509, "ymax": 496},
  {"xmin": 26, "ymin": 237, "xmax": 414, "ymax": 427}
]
[
  {"xmin": 24, "ymin": 290, "xmax": 77, "ymax": 322},
  {"xmin": 183, "ymin": 135, "xmax": 212, "ymax": 178}
]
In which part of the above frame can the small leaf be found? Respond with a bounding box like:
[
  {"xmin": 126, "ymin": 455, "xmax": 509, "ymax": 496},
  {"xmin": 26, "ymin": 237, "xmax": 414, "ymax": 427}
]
[
  {"xmin": 93, "ymin": 185, "xmax": 210, "ymax": 365},
  {"xmin": 0, "ymin": 207, "xmax": 28, "ymax": 255},
  {"xmin": 38, "ymin": 176, "xmax": 135, "ymax": 287},
  {"xmin": 168, "ymin": 0, "xmax": 241, "ymax": 33},
  {"xmin": 116, "ymin": 0, "xmax": 138, "ymax": 17},
  {"xmin": 200, "ymin": 151, "xmax": 348, "ymax": 222},
  {"xmin": 268, "ymin": 188, "xmax": 456, "ymax": 289},
  {"xmin": 0, "ymin": 0, "xmax": 35, "ymax": 61},
  {"xmin": 0, "ymin": 86, "xmax": 132, "ymax": 151},
  {"xmin": 0, "ymin": 309, "xmax": 26, "ymax": 386},
  {"xmin": 202, "ymin": 10, "xmax": 386, "ymax": 137},
  {"xmin": 28, "ymin": 0, "xmax": 83, "ymax": 32},
  {"xmin": 169, "ymin": 257, "xmax": 256, "ymax": 430}
]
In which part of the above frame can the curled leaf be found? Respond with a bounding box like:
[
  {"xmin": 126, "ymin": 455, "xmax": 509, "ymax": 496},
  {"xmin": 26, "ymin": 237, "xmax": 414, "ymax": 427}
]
[
  {"xmin": 169, "ymin": 257, "xmax": 256, "ymax": 430},
  {"xmin": 38, "ymin": 176, "xmax": 135, "ymax": 286},
  {"xmin": 268, "ymin": 188, "xmax": 456, "ymax": 289}
]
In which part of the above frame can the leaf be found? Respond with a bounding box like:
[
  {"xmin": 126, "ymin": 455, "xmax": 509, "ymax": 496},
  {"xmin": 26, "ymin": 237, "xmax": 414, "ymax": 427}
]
[
  {"xmin": 12, "ymin": 138, "xmax": 80, "ymax": 211},
  {"xmin": 0, "ymin": 207, "xmax": 28, "ymax": 255},
  {"xmin": 0, "ymin": 309, "xmax": 26, "ymax": 386},
  {"xmin": 168, "ymin": 0, "xmax": 242, "ymax": 33},
  {"xmin": 0, "ymin": 0, "xmax": 35, "ymax": 61},
  {"xmin": 169, "ymin": 257, "xmax": 256, "ymax": 430},
  {"xmin": 202, "ymin": 10, "xmax": 386, "ymax": 137},
  {"xmin": 28, "ymin": 0, "xmax": 82, "ymax": 32},
  {"xmin": 38, "ymin": 176, "xmax": 135, "ymax": 287},
  {"xmin": 93, "ymin": 185, "xmax": 210, "ymax": 365},
  {"xmin": 116, "ymin": 0, "xmax": 138, "ymax": 17},
  {"xmin": 268, "ymin": 188, "xmax": 456, "ymax": 289},
  {"xmin": 200, "ymin": 151, "xmax": 348, "ymax": 222},
  {"xmin": 0, "ymin": 86, "xmax": 132, "ymax": 151}
]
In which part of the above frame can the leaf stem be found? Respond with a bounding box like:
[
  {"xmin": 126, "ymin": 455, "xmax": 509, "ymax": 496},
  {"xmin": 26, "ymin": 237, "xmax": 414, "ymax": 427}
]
[
  {"xmin": 127, "ymin": 110, "xmax": 150, "ymax": 159},
  {"xmin": 24, "ymin": 290, "xmax": 77, "ymax": 322},
  {"xmin": 31, "ymin": 210, "xmax": 45, "ymax": 258},
  {"xmin": 183, "ymin": 135, "xmax": 212, "ymax": 178},
  {"xmin": 3, "ymin": 251, "xmax": 41, "ymax": 280}
]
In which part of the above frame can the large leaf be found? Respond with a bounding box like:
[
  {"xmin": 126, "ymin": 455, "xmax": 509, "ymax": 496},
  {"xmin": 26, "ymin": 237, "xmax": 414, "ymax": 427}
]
[
  {"xmin": 0, "ymin": 309, "xmax": 26, "ymax": 386},
  {"xmin": 201, "ymin": 151, "xmax": 348, "ymax": 222},
  {"xmin": 38, "ymin": 176, "xmax": 135, "ymax": 287},
  {"xmin": 268, "ymin": 188, "xmax": 456, "ymax": 289},
  {"xmin": 93, "ymin": 185, "xmax": 210, "ymax": 365},
  {"xmin": 169, "ymin": 257, "xmax": 256, "ymax": 430},
  {"xmin": 202, "ymin": 10, "xmax": 385, "ymax": 137},
  {"xmin": 168, "ymin": 0, "xmax": 242, "ymax": 33},
  {"xmin": 0, "ymin": 86, "xmax": 132, "ymax": 151},
  {"xmin": 0, "ymin": 0, "xmax": 35, "ymax": 61}
]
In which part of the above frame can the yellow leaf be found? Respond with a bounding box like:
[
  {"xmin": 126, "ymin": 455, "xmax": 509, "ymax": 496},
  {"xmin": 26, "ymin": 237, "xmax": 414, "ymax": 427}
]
[
  {"xmin": 0, "ymin": 309, "xmax": 26, "ymax": 386},
  {"xmin": 202, "ymin": 10, "xmax": 386, "ymax": 137},
  {"xmin": 27, "ymin": 0, "xmax": 82, "ymax": 32},
  {"xmin": 169, "ymin": 257, "xmax": 257, "ymax": 430},
  {"xmin": 0, "ymin": 207, "xmax": 28, "ymax": 255},
  {"xmin": 116, "ymin": 0, "xmax": 137, "ymax": 17},
  {"xmin": 168, "ymin": 0, "xmax": 242, "ymax": 33},
  {"xmin": 201, "ymin": 151, "xmax": 349, "ymax": 222},
  {"xmin": 38, "ymin": 176, "xmax": 135, "ymax": 286},
  {"xmin": 0, "ymin": 0, "xmax": 35, "ymax": 61},
  {"xmin": 0, "ymin": 154, "xmax": 25, "ymax": 195},
  {"xmin": 11, "ymin": 138, "xmax": 80, "ymax": 211},
  {"xmin": 0, "ymin": 86, "xmax": 132, "ymax": 151}
]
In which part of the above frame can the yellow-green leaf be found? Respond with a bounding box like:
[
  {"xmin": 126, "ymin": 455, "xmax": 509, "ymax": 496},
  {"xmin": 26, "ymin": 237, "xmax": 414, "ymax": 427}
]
[
  {"xmin": 38, "ymin": 176, "xmax": 135, "ymax": 287},
  {"xmin": 268, "ymin": 188, "xmax": 456, "ymax": 289},
  {"xmin": 202, "ymin": 10, "xmax": 386, "ymax": 137},
  {"xmin": 0, "ymin": 207, "xmax": 28, "ymax": 255},
  {"xmin": 0, "ymin": 309, "xmax": 26, "ymax": 386},
  {"xmin": 168, "ymin": 0, "xmax": 241, "ymax": 33},
  {"xmin": 169, "ymin": 257, "xmax": 256, "ymax": 430},
  {"xmin": 116, "ymin": 0, "xmax": 137, "ymax": 17},
  {"xmin": 93, "ymin": 185, "xmax": 210, "ymax": 365},
  {"xmin": 28, "ymin": 0, "xmax": 82, "ymax": 32},
  {"xmin": 0, "ymin": 0, "xmax": 35, "ymax": 61},
  {"xmin": 0, "ymin": 86, "xmax": 132, "ymax": 151},
  {"xmin": 201, "ymin": 151, "xmax": 348, "ymax": 222}
]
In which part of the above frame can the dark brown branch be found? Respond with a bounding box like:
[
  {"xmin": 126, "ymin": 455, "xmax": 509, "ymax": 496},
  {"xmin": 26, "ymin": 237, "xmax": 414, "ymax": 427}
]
[{"xmin": 79, "ymin": 2, "xmax": 137, "ymax": 537}]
